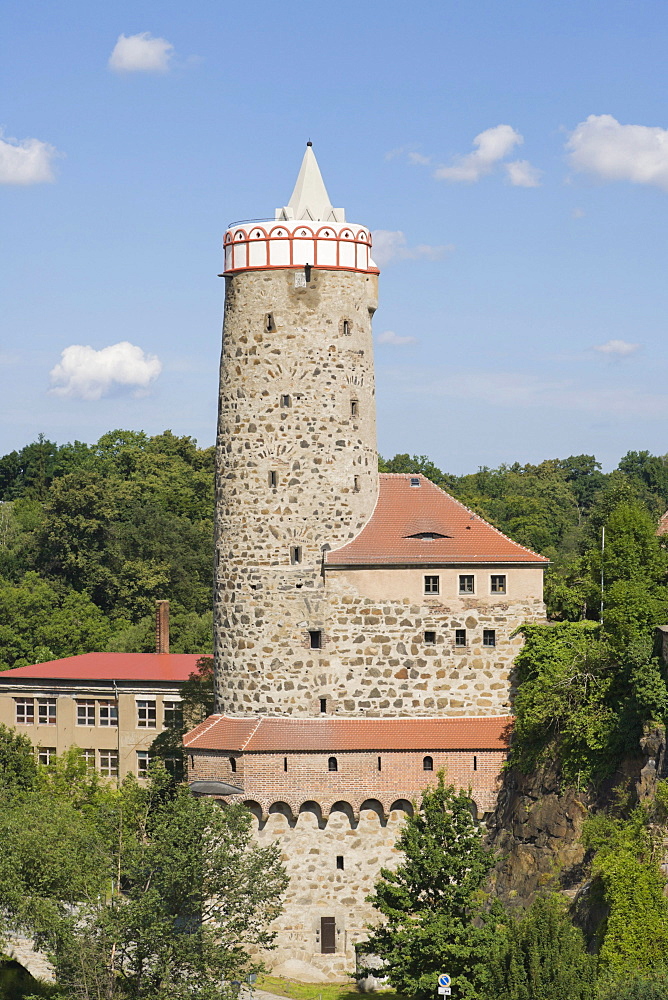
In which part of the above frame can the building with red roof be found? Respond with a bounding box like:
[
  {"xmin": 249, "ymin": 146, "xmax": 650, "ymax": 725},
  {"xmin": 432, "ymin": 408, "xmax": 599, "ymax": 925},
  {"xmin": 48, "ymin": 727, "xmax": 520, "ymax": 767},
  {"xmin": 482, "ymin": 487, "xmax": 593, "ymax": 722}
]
[{"xmin": 0, "ymin": 648, "xmax": 202, "ymax": 781}]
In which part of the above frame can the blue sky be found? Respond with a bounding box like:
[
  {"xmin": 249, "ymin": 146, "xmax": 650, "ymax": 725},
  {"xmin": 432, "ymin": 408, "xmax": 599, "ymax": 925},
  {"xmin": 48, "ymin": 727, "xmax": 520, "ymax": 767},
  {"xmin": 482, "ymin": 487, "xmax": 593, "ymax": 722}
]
[{"xmin": 3, "ymin": 0, "xmax": 668, "ymax": 473}]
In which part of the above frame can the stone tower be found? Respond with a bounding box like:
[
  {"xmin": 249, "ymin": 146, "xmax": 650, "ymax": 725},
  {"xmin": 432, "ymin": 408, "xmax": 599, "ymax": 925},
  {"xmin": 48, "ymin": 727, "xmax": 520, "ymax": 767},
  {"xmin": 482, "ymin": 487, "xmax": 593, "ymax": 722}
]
[{"xmin": 214, "ymin": 144, "xmax": 380, "ymax": 716}]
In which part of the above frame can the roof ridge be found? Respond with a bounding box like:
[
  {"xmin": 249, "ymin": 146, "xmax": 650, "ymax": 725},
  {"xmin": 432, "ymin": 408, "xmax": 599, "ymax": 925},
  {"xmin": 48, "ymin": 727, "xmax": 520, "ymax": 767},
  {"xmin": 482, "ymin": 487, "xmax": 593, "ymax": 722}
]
[
  {"xmin": 184, "ymin": 713, "xmax": 223, "ymax": 747},
  {"xmin": 240, "ymin": 716, "xmax": 264, "ymax": 750}
]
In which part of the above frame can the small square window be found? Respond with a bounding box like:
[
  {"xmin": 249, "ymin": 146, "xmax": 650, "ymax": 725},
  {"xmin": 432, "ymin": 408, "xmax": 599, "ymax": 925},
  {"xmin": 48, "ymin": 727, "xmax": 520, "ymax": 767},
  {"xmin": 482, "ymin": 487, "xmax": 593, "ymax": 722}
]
[
  {"xmin": 424, "ymin": 631, "xmax": 436, "ymax": 645},
  {"xmin": 77, "ymin": 700, "xmax": 95, "ymax": 726},
  {"xmin": 491, "ymin": 574, "xmax": 507, "ymax": 594},
  {"xmin": 424, "ymin": 575, "xmax": 440, "ymax": 595},
  {"xmin": 137, "ymin": 751, "xmax": 150, "ymax": 779},
  {"xmin": 99, "ymin": 701, "xmax": 118, "ymax": 727},
  {"xmin": 310, "ymin": 630, "xmax": 322, "ymax": 650},
  {"xmin": 336, "ymin": 855, "xmax": 344, "ymax": 870},
  {"xmin": 280, "ymin": 394, "xmax": 291, "ymax": 408},
  {"xmin": 100, "ymin": 751, "xmax": 119, "ymax": 778},
  {"xmin": 37, "ymin": 747, "xmax": 55, "ymax": 766},
  {"xmin": 15, "ymin": 698, "xmax": 34, "ymax": 725},
  {"xmin": 410, "ymin": 477, "xmax": 420, "ymax": 487},
  {"xmin": 290, "ymin": 545, "xmax": 302, "ymax": 564},
  {"xmin": 483, "ymin": 629, "xmax": 496, "ymax": 647},
  {"xmin": 459, "ymin": 575, "xmax": 475, "ymax": 595},
  {"xmin": 455, "ymin": 628, "xmax": 467, "ymax": 647},
  {"xmin": 38, "ymin": 699, "xmax": 56, "ymax": 725},
  {"xmin": 137, "ymin": 700, "xmax": 156, "ymax": 728}
]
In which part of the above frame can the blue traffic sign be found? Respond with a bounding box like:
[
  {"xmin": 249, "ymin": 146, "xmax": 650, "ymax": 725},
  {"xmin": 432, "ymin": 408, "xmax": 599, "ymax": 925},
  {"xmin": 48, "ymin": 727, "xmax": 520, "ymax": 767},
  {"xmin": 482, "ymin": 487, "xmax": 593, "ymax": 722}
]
[{"xmin": 438, "ymin": 975, "xmax": 451, "ymax": 987}]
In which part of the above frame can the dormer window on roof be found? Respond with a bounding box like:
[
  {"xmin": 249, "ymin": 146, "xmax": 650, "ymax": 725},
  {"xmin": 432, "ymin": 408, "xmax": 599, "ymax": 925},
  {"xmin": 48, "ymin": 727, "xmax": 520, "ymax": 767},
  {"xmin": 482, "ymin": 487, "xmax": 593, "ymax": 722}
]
[
  {"xmin": 410, "ymin": 478, "xmax": 420, "ymax": 486},
  {"xmin": 406, "ymin": 531, "xmax": 449, "ymax": 541}
]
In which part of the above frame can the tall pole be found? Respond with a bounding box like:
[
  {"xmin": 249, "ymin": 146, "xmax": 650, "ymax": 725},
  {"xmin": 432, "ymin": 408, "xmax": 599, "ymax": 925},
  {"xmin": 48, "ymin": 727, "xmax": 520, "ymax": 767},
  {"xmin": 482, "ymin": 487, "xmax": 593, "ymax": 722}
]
[{"xmin": 600, "ymin": 526, "xmax": 605, "ymax": 624}]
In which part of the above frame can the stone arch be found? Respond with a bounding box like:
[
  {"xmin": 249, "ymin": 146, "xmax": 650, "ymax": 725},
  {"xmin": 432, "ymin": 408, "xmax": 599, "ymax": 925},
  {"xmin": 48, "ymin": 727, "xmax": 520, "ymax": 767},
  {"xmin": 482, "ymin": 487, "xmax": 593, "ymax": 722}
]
[
  {"xmin": 327, "ymin": 800, "xmax": 358, "ymax": 828},
  {"xmin": 267, "ymin": 801, "xmax": 296, "ymax": 828},
  {"xmin": 359, "ymin": 798, "xmax": 386, "ymax": 826},
  {"xmin": 389, "ymin": 798, "xmax": 414, "ymax": 817},
  {"xmin": 297, "ymin": 800, "xmax": 325, "ymax": 829},
  {"xmin": 242, "ymin": 799, "xmax": 264, "ymax": 826}
]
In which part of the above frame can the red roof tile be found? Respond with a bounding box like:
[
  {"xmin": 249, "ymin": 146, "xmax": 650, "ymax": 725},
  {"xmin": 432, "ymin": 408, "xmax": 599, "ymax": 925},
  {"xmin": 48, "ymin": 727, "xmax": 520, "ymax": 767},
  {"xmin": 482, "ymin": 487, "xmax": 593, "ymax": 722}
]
[
  {"xmin": 0, "ymin": 653, "xmax": 204, "ymax": 683},
  {"xmin": 326, "ymin": 474, "xmax": 549, "ymax": 566},
  {"xmin": 184, "ymin": 714, "xmax": 513, "ymax": 752}
]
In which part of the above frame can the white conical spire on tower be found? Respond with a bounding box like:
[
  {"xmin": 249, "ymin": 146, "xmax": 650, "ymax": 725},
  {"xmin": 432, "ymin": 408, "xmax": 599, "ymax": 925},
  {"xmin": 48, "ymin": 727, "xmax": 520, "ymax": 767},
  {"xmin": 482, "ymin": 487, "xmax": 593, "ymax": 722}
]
[{"xmin": 276, "ymin": 143, "xmax": 346, "ymax": 222}]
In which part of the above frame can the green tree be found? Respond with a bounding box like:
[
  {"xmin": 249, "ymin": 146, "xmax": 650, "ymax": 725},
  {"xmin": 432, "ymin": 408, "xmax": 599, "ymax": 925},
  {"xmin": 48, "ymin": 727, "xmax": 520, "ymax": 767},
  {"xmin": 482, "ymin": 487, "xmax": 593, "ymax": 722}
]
[
  {"xmin": 150, "ymin": 656, "xmax": 214, "ymax": 779},
  {"xmin": 363, "ymin": 775, "xmax": 495, "ymax": 999},
  {"xmin": 0, "ymin": 723, "xmax": 38, "ymax": 791},
  {"xmin": 491, "ymin": 894, "xmax": 597, "ymax": 1000}
]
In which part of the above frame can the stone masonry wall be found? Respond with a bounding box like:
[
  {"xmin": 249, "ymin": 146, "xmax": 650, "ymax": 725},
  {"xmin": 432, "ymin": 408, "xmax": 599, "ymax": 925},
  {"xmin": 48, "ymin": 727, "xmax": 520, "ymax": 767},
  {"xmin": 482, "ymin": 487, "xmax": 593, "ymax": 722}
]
[{"xmin": 214, "ymin": 267, "xmax": 380, "ymax": 713}]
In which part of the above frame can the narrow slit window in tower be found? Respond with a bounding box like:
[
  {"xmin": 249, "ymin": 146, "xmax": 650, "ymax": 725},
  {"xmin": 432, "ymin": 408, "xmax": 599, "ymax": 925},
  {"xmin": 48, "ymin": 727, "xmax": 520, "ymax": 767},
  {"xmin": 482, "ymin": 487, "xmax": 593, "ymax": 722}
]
[
  {"xmin": 319, "ymin": 698, "xmax": 327, "ymax": 713},
  {"xmin": 473, "ymin": 755, "xmax": 478, "ymax": 771},
  {"xmin": 269, "ymin": 471, "xmax": 278, "ymax": 487},
  {"xmin": 342, "ymin": 320, "xmax": 351, "ymax": 335},
  {"xmin": 350, "ymin": 400, "xmax": 359, "ymax": 417},
  {"xmin": 310, "ymin": 630, "xmax": 322, "ymax": 650},
  {"xmin": 353, "ymin": 476, "xmax": 360, "ymax": 492},
  {"xmin": 230, "ymin": 757, "xmax": 236, "ymax": 773},
  {"xmin": 280, "ymin": 394, "xmax": 291, "ymax": 408},
  {"xmin": 283, "ymin": 757, "xmax": 288, "ymax": 772},
  {"xmin": 336, "ymin": 856, "xmax": 344, "ymax": 870},
  {"xmin": 424, "ymin": 631, "xmax": 436, "ymax": 645},
  {"xmin": 328, "ymin": 756, "xmax": 338, "ymax": 772},
  {"xmin": 265, "ymin": 313, "xmax": 275, "ymax": 332},
  {"xmin": 423, "ymin": 755, "xmax": 434, "ymax": 771},
  {"xmin": 290, "ymin": 546, "xmax": 302, "ymax": 564},
  {"xmin": 377, "ymin": 756, "xmax": 382, "ymax": 771}
]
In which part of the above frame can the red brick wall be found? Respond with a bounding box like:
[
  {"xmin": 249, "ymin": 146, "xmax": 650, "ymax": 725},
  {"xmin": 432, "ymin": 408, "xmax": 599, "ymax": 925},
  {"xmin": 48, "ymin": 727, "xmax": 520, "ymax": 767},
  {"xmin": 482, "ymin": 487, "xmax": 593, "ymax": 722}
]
[{"xmin": 188, "ymin": 747, "xmax": 505, "ymax": 815}]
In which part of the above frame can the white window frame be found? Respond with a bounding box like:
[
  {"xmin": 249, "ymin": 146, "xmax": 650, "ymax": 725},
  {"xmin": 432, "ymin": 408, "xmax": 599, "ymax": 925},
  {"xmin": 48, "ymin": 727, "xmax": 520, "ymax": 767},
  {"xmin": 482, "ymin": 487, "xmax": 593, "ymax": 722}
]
[
  {"xmin": 137, "ymin": 699, "xmax": 157, "ymax": 729},
  {"xmin": 37, "ymin": 747, "xmax": 55, "ymax": 766},
  {"xmin": 99, "ymin": 700, "xmax": 118, "ymax": 727},
  {"xmin": 163, "ymin": 700, "xmax": 183, "ymax": 729},
  {"xmin": 136, "ymin": 751, "xmax": 150, "ymax": 779},
  {"xmin": 77, "ymin": 700, "xmax": 96, "ymax": 726},
  {"xmin": 15, "ymin": 698, "xmax": 34, "ymax": 725},
  {"xmin": 99, "ymin": 750, "xmax": 118, "ymax": 778},
  {"xmin": 81, "ymin": 749, "xmax": 96, "ymax": 768},
  {"xmin": 38, "ymin": 698, "xmax": 57, "ymax": 725}
]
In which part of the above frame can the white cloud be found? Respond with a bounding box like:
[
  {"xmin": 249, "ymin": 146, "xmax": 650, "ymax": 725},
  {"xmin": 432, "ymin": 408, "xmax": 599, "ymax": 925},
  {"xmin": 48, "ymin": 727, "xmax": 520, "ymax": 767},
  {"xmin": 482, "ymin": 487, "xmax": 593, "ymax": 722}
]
[
  {"xmin": 371, "ymin": 230, "xmax": 453, "ymax": 268},
  {"xmin": 0, "ymin": 132, "xmax": 59, "ymax": 184},
  {"xmin": 108, "ymin": 32, "xmax": 174, "ymax": 73},
  {"xmin": 572, "ymin": 207, "xmax": 585, "ymax": 219},
  {"xmin": 567, "ymin": 114, "xmax": 668, "ymax": 191},
  {"xmin": 49, "ymin": 342, "xmax": 162, "ymax": 400},
  {"xmin": 505, "ymin": 159, "xmax": 542, "ymax": 187},
  {"xmin": 593, "ymin": 339, "xmax": 640, "ymax": 357},
  {"xmin": 407, "ymin": 151, "xmax": 431, "ymax": 166},
  {"xmin": 434, "ymin": 124, "xmax": 524, "ymax": 183},
  {"xmin": 377, "ymin": 330, "xmax": 417, "ymax": 346}
]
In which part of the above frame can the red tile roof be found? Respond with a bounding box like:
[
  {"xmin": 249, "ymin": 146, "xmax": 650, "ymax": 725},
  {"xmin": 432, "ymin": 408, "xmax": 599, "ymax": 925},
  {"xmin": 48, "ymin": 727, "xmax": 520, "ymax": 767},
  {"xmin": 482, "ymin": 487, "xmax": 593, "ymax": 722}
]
[
  {"xmin": 326, "ymin": 474, "xmax": 549, "ymax": 566},
  {"xmin": 0, "ymin": 653, "xmax": 204, "ymax": 683},
  {"xmin": 184, "ymin": 714, "xmax": 513, "ymax": 752}
]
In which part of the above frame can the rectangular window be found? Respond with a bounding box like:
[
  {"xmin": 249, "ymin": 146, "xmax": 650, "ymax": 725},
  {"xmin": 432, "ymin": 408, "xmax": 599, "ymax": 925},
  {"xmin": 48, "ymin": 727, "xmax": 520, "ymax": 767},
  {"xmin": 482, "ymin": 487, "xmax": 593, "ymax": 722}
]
[
  {"xmin": 424, "ymin": 631, "xmax": 436, "ymax": 645},
  {"xmin": 99, "ymin": 701, "xmax": 118, "ymax": 727},
  {"xmin": 269, "ymin": 470, "xmax": 278, "ymax": 487},
  {"xmin": 459, "ymin": 574, "xmax": 475, "ymax": 594},
  {"xmin": 490, "ymin": 574, "xmax": 507, "ymax": 594},
  {"xmin": 290, "ymin": 545, "xmax": 302, "ymax": 564},
  {"xmin": 336, "ymin": 856, "xmax": 344, "ymax": 870},
  {"xmin": 77, "ymin": 700, "xmax": 95, "ymax": 726},
  {"xmin": 321, "ymin": 916, "xmax": 336, "ymax": 954},
  {"xmin": 483, "ymin": 629, "xmax": 496, "ymax": 647},
  {"xmin": 283, "ymin": 757, "xmax": 288, "ymax": 772},
  {"xmin": 473, "ymin": 755, "xmax": 478, "ymax": 771},
  {"xmin": 137, "ymin": 700, "xmax": 156, "ymax": 728},
  {"xmin": 353, "ymin": 475, "xmax": 360, "ymax": 492},
  {"xmin": 37, "ymin": 699, "xmax": 56, "ymax": 725},
  {"xmin": 99, "ymin": 751, "xmax": 119, "ymax": 778},
  {"xmin": 309, "ymin": 630, "xmax": 322, "ymax": 650},
  {"xmin": 280, "ymin": 394, "xmax": 291, "ymax": 407},
  {"xmin": 455, "ymin": 628, "xmax": 467, "ymax": 647},
  {"xmin": 163, "ymin": 701, "xmax": 183, "ymax": 729},
  {"xmin": 424, "ymin": 575, "xmax": 440, "ymax": 595},
  {"xmin": 137, "ymin": 751, "xmax": 150, "ymax": 779},
  {"xmin": 377, "ymin": 756, "xmax": 382, "ymax": 771},
  {"xmin": 82, "ymin": 749, "xmax": 96, "ymax": 768},
  {"xmin": 15, "ymin": 698, "xmax": 34, "ymax": 725},
  {"xmin": 37, "ymin": 747, "xmax": 55, "ymax": 766},
  {"xmin": 319, "ymin": 698, "xmax": 327, "ymax": 714},
  {"xmin": 350, "ymin": 400, "xmax": 359, "ymax": 417}
]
